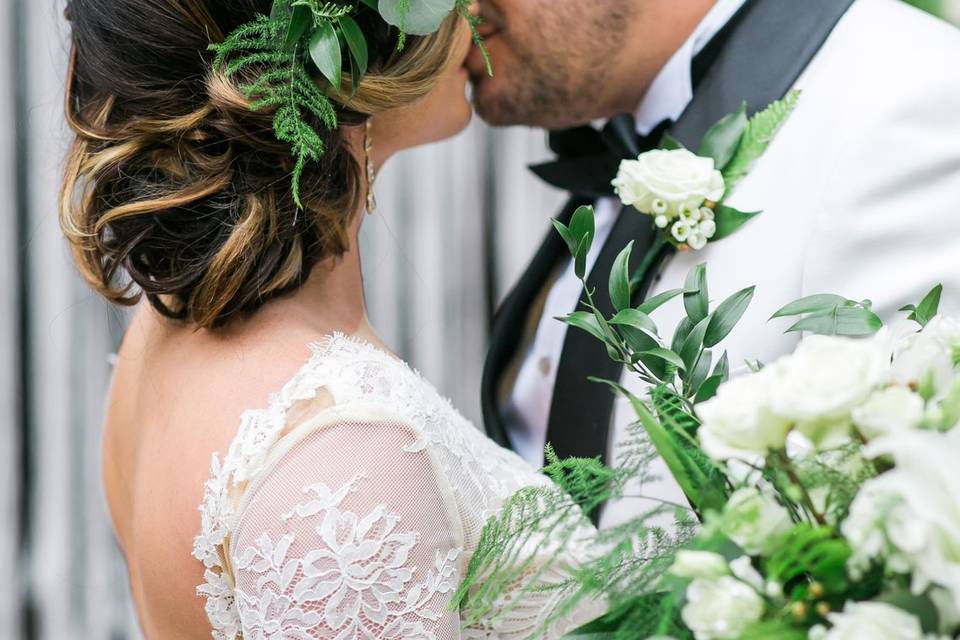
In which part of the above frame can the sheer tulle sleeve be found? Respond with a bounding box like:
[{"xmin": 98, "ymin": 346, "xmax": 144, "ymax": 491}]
[{"xmin": 228, "ymin": 413, "xmax": 465, "ymax": 639}]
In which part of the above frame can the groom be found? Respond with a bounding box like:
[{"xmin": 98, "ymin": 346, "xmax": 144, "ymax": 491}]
[{"xmin": 469, "ymin": 0, "xmax": 960, "ymax": 527}]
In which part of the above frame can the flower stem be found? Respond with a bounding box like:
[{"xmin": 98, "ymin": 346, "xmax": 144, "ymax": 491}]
[
  {"xmin": 629, "ymin": 233, "xmax": 669, "ymax": 291},
  {"xmin": 776, "ymin": 451, "xmax": 827, "ymax": 527}
]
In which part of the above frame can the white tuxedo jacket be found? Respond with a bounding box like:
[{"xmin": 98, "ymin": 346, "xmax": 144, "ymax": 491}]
[{"xmin": 601, "ymin": 0, "xmax": 960, "ymax": 528}]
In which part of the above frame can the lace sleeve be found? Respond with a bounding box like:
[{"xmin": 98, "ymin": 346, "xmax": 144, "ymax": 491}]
[{"xmin": 228, "ymin": 413, "xmax": 465, "ymax": 639}]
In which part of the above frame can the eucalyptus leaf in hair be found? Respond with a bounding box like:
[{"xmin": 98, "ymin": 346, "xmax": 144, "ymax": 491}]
[{"xmin": 210, "ymin": 0, "xmax": 490, "ymax": 208}]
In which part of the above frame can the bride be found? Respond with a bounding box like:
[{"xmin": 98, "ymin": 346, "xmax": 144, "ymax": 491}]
[{"xmin": 60, "ymin": 0, "xmax": 601, "ymax": 638}]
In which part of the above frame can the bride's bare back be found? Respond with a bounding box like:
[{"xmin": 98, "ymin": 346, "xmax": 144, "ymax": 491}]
[{"xmin": 102, "ymin": 306, "xmax": 348, "ymax": 638}]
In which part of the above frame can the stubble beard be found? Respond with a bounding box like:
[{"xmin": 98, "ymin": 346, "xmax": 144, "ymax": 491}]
[{"xmin": 472, "ymin": 2, "xmax": 635, "ymax": 129}]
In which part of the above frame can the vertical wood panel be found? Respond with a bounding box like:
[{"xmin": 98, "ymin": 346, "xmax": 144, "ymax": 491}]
[{"xmin": 0, "ymin": 0, "xmax": 20, "ymax": 635}]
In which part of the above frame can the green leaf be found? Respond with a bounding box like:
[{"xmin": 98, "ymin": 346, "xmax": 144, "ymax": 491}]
[
  {"xmin": 637, "ymin": 288, "xmax": 684, "ymax": 315},
  {"xmin": 609, "ymin": 308, "xmax": 657, "ymax": 335},
  {"xmin": 551, "ymin": 219, "xmax": 576, "ymax": 256},
  {"xmin": 689, "ymin": 349, "xmax": 713, "ymax": 393},
  {"xmin": 913, "ymin": 284, "xmax": 943, "ymax": 327},
  {"xmin": 680, "ymin": 316, "xmax": 711, "ymax": 371},
  {"xmin": 591, "ymin": 380, "xmax": 704, "ymax": 511},
  {"xmin": 698, "ymin": 102, "xmax": 747, "ymax": 171},
  {"xmin": 569, "ymin": 205, "xmax": 596, "ymax": 254},
  {"xmin": 723, "ymin": 89, "xmax": 801, "ymax": 192},
  {"xmin": 574, "ymin": 233, "xmax": 590, "ymax": 280},
  {"xmin": 683, "ymin": 264, "xmax": 709, "ymax": 324},
  {"xmin": 659, "ymin": 131, "xmax": 685, "ymax": 150},
  {"xmin": 712, "ymin": 205, "xmax": 760, "ymax": 241},
  {"xmin": 339, "ymin": 16, "xmax": 368, "ymax": 78},
  {"xmin": 309, "ymin": 22, "xmax": 343, "ymax": 91},
  {"xmin": 378, "ymin": 0, "xmax": 456, "ymax": 36},
  {"xmin": 559, "ymin": 311, "xmax": 606, "ymax": 343},
  {"xmin": 694, "ymin": 373, "xmax": 724, "ymax": 403},
  {"xmin": 772, "ymin": 294, "xmax": 849, "ymax": 319},
  {"xmin": 704, "ymin": 286, "xmax": 755, "ymax": 347},
  {"xmin": 283, "ymin": 4, "xmax": 313, "ymax": 50},
  {"xmin": 609, "ymin": 241, "xmax": 634, "ymax": 312},
  {"xmin": 639, "ymin": 348, "xmax": 686, "ymax": 370},
  {"xmin": 786, "ymin": 307, "xmax": 883, "ymax": 336},
  {"xmin": 714, "ymin": 351, "xmax": 730, "ymax": 381},
  {"xmin": 671, "ymin": 316, "xmax": 695, "ymax": 354}
]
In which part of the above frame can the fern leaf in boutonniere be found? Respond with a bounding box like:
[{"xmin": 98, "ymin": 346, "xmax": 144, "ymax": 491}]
[{"xmin": 612, "ymin": 90, "xmax": 801, "ymax": 253}]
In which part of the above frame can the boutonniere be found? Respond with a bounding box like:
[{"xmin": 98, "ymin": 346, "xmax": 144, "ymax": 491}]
[{"xmin": 613, "ymin": 90, "xmax": 800, "ymax": 252}]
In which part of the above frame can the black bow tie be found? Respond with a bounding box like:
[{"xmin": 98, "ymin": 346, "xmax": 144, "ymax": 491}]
[{"xmin": 530, "ymin": 115, "xmax": 671, "ymax": 199}]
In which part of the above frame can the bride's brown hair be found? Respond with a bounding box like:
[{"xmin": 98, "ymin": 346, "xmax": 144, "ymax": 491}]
[{"xmin": 61, "ymin": 0, "xmax": 460, "ymax": 328}]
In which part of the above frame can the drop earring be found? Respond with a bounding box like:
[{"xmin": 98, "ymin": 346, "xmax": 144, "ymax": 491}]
[{"xmin": 364, "ymin": 119, "xmax": 377, "ymax": 214}]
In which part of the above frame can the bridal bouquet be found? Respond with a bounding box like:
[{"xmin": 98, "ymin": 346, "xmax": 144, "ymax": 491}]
[{"xmin": 456, "ymin": 205, "xmax": 960, "ymax": 639}]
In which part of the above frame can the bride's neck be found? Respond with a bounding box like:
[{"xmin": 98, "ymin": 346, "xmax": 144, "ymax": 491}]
[{"xmin": 280, "ymin": 215, "xmax": 370, "ymax": 338}]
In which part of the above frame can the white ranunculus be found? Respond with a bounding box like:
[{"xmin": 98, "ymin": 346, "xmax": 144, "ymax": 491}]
[
  {"xmin": 613, "ymin": 148, "xmax": 725, "ymax": 219},
  {"xmin": 890, "ymin": 315, "xmax": 960, "ymax": 398},
  {"xmin": 697, "ymin": 370, "xmax": 792, "ymax": 461},
  {"xmin": 722, "ymin": 487, "xmax": 793, "ymax": 555},
  {"xmin": 681, "ymin": 576, "xmax": 764, "ymax": 640},
  {"xmin": 851, "ymin": 385, "xmax": 924, "ymax": 440},
  {"xmin": 768, "ymin": 335, "xmax": 888, "ymax": 447},
  {"xmin": 809, "ymin": 601, "xmax": 924, "ymax": 640},
  {"xmin": 669, "ymin": 550, "xmax": 729, "ymax": 579},
  {"xmin": 843, "ymin": 431, "xmax": 960, "ymax": 611}
]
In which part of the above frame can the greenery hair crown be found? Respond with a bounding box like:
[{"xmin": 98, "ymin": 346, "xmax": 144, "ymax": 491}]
[{"xmin": 209, "ymin": 0, "xmax": 490, "ymax": 209}]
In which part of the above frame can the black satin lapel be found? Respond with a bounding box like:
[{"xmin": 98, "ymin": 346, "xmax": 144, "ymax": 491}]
[
  {"xmin": 545, "ymin": 208, "xmax": 658, "ymax": 463},
  {"xmin": 481, "ymin": 197, "xmax": 589, "ymax": 447},
  {"xmin": 671, "ymin": 0, "xmax": 856, "ymax": 147}
]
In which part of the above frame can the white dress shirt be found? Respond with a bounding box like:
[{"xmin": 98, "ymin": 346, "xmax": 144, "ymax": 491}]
[{"xmin": 503, "ymin": 0, "xmax": 749, "ymax": 465}]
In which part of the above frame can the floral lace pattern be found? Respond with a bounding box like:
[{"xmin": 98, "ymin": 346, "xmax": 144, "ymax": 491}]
[{"xmin": 193, "ymin": 334, "xmax": 603, "ymax": 639}]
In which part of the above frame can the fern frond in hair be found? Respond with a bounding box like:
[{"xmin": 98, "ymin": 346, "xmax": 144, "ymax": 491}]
[
  {"xmin": 456, "ymin": 0, "xmax": 492, "ymax": 76},
  {"xmin": 209, "ymin": 11, "xmax": 336, "ymax": 208}
]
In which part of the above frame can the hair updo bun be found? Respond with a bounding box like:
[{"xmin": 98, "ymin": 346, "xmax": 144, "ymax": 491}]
[{"xmin": 60, "ymin": 0, "xmax": 460, "ymax": 328}]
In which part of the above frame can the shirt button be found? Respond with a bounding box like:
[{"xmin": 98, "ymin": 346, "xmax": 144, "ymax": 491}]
[{"xmin": 538, "ymin": 356, "xmax": 552, "ymax": 376}]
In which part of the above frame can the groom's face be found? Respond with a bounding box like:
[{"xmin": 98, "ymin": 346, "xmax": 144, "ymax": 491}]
[{"xmin": 467, "ymin": 0, "xmax": 637, "ymax": 128}]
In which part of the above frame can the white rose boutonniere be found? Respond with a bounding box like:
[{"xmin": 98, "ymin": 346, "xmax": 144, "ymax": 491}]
[
  {"xmin": 613, "ymin": 149, "xmax": 725, "ymax": 250},
  {"xmin": 613, "ymin": 91, "xmax": 800, "ymax": 257}
]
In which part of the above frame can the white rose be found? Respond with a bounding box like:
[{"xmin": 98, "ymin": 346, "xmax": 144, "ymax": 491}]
[
  {"xmin": 613, "ymin": 148, "xmax": 725, "ymax": 219},
  {"xmin": 851, "ymin": 386, "xmax": 924, "ymax": 440},
  {"xmin": 722, "ymin": 487, "xmax": 793, "ymax": 555},
  {"xmin": 669, "ymin": 550, "xmax": 729, "ymax": 579},
  {"xmin": 810, "ymin": 601, "xmax": 924, "ymax": 640},
  {"xmin": 697, "ymin": 370, "xmax": 792, "ymax": 461},
  {"xmin": 769, "ymin": 335, "xmax": 888, "ymax": 447},
  {"xmin": 890, "ymin": 315, "xmax": 960, "ymax": 398},
  {"xmin": 681, "ymin": 576, "xmax": 765, "ymax": 640},
  {"xmin": 843, "ymin": 431, "xmax": 960, "ymax": 611}
]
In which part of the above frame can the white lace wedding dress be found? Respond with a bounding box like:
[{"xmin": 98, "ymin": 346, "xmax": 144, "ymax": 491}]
[{"xmin": 192, "ymin": 334, "xmax": 604, "ymax": 639}]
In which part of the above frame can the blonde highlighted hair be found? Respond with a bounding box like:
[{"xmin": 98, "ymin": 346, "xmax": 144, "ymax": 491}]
[{"xmin": 61, "ymin": 0, "xmax": 462, "ymax": 328}]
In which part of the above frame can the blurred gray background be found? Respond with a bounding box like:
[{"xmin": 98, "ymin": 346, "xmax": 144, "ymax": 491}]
[{"xmin": 0, "ymin": 1, "xmax": 957, "ymax": 638}]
